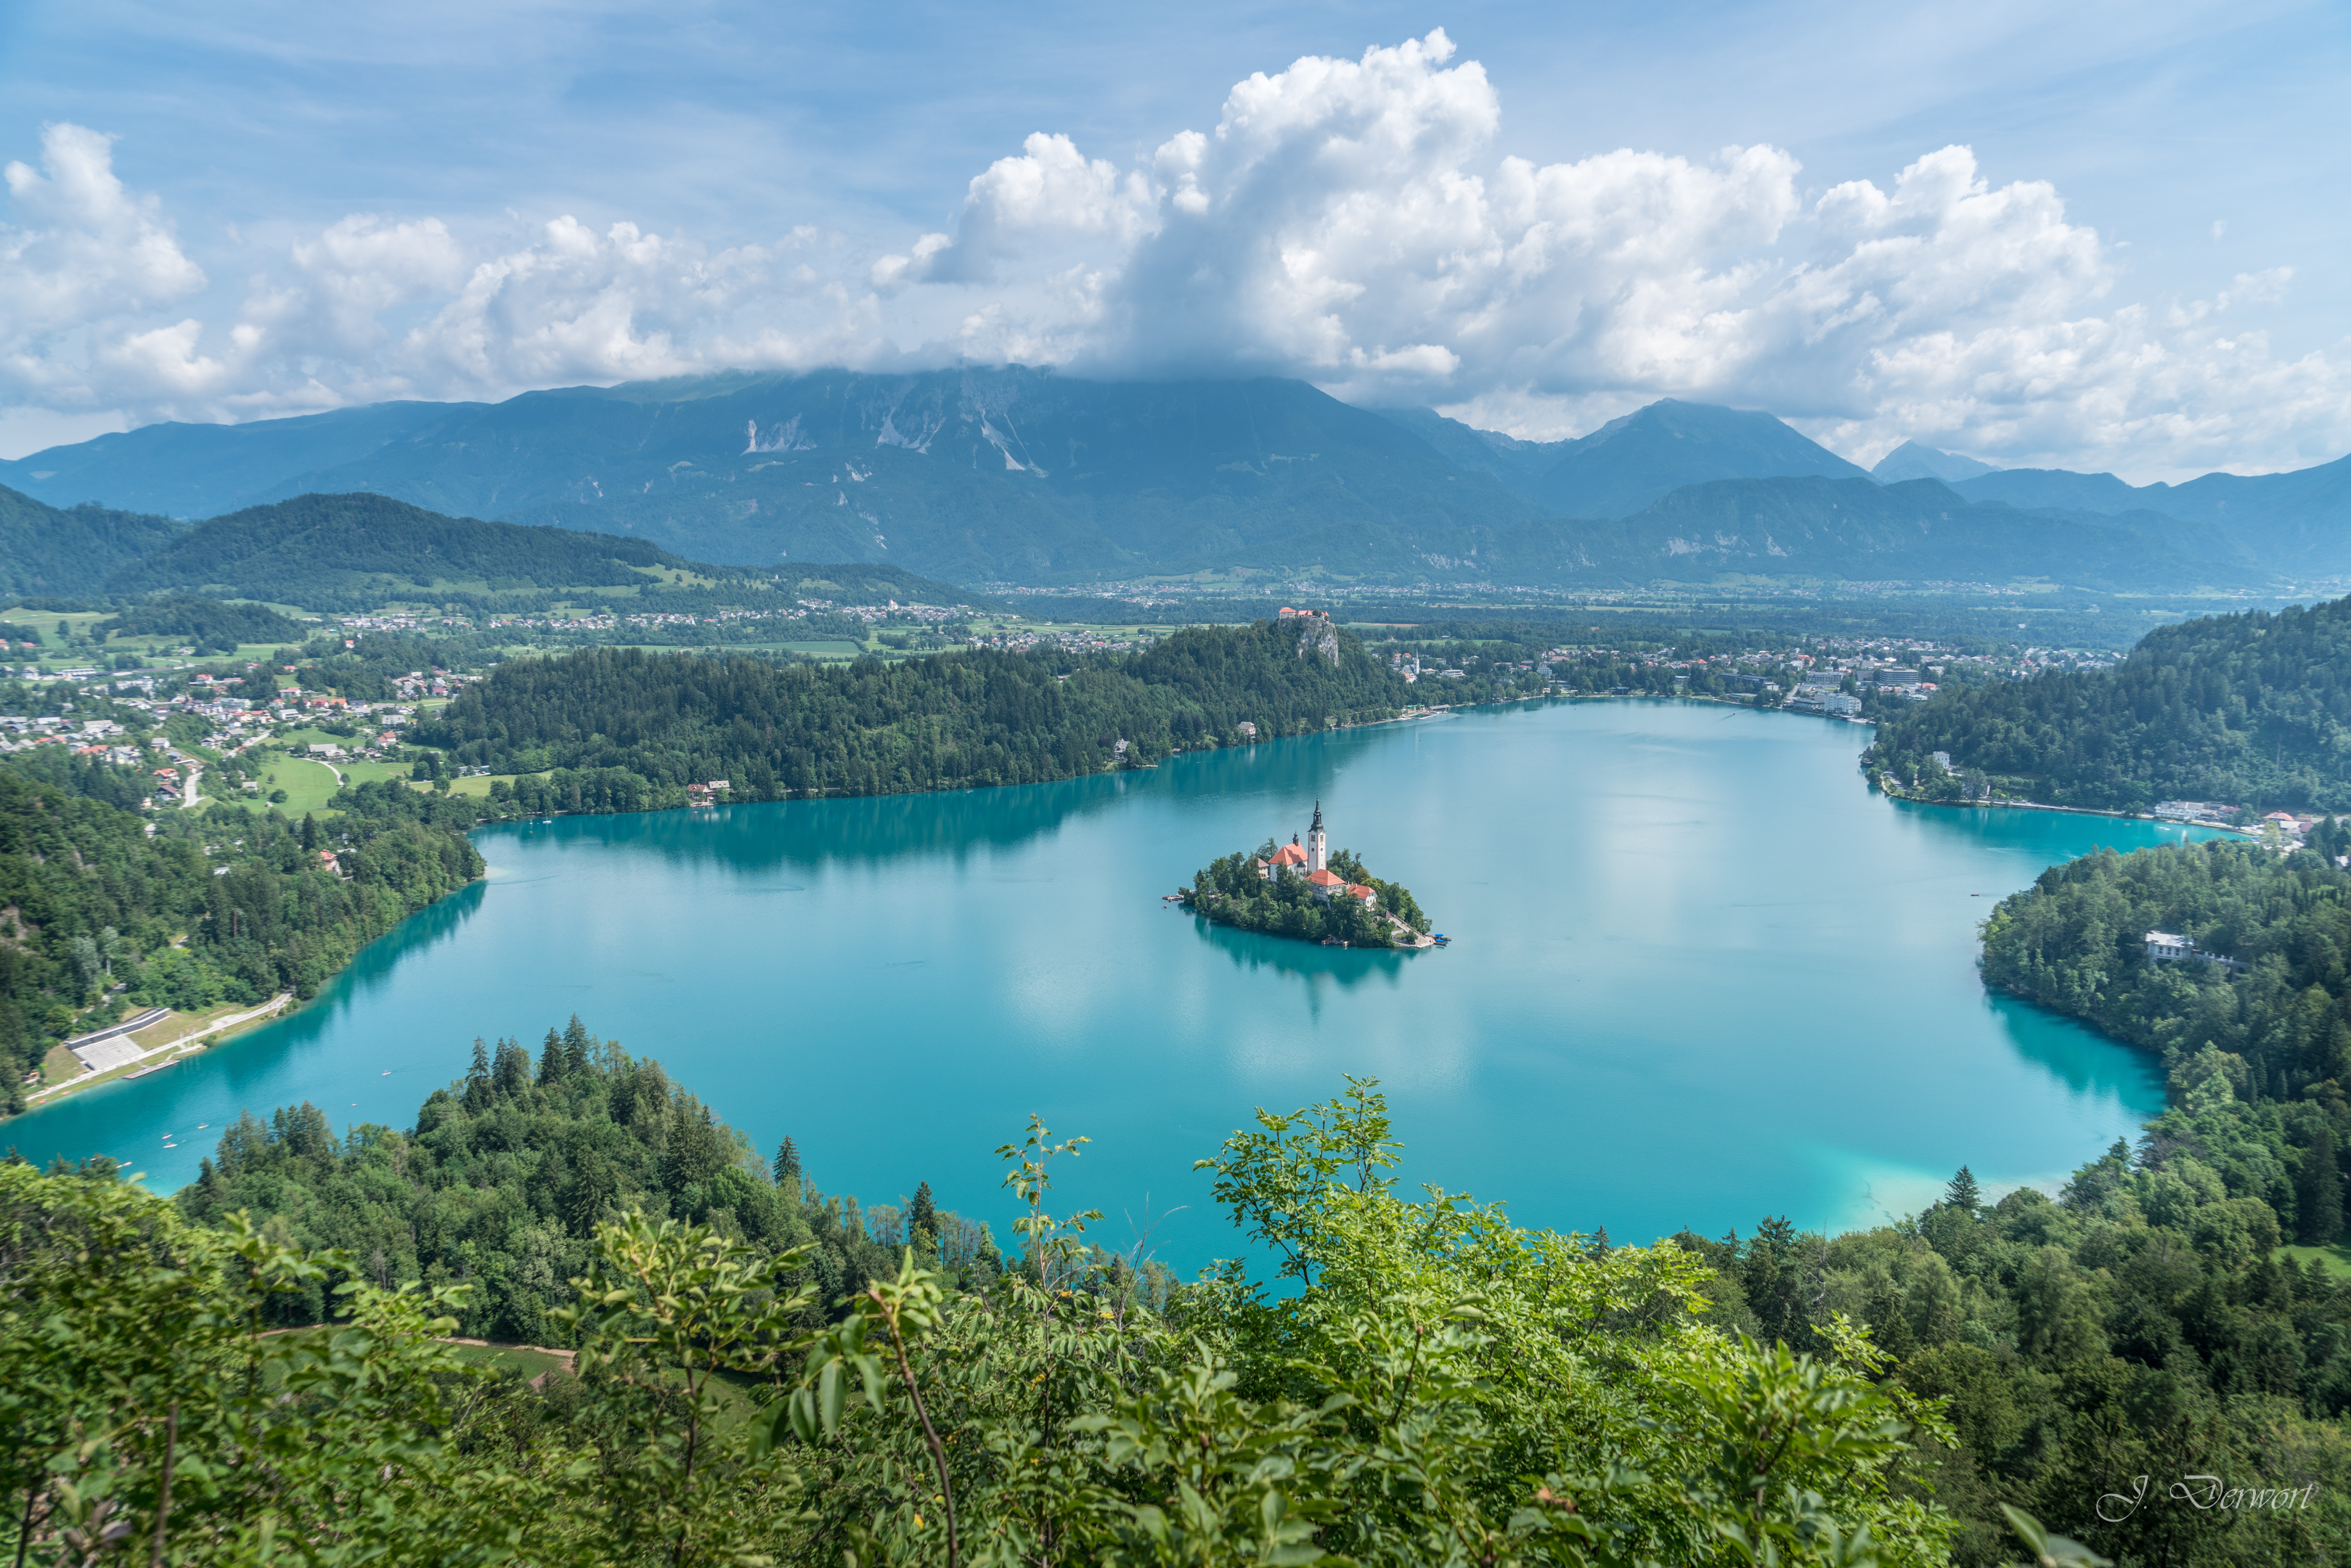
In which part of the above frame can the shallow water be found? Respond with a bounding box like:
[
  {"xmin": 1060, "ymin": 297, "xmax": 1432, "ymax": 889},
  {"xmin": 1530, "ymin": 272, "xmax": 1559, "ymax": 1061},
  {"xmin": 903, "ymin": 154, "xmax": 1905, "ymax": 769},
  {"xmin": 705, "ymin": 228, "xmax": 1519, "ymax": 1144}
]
[{"xmin": 11, "ymin": 700, "xmax": 2214, "ymax": 1266}]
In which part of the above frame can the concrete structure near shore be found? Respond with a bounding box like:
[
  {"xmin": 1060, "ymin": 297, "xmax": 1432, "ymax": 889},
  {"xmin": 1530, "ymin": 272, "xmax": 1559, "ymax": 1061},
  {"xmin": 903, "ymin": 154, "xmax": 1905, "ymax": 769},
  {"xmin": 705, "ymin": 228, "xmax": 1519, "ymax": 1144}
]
[{"xmin": 2146, "ymin": 931, "xmax": 2249, "ymax": 973}]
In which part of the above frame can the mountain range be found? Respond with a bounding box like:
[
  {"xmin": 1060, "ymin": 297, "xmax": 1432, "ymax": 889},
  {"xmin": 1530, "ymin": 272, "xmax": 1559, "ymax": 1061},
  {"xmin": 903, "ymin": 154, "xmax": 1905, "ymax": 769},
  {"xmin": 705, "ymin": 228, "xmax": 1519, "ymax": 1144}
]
[{"xmin": 3, "ymin": 369, "xmax": 2344, "ymax": 593}]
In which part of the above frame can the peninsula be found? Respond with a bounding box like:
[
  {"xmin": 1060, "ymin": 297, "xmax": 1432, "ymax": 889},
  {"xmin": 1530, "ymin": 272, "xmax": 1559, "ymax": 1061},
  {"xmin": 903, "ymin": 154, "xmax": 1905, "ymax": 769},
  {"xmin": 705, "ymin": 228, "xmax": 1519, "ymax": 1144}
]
[{"xmin": 1182, "ymin": 801, "xmax": 1433, "ymax": 948}]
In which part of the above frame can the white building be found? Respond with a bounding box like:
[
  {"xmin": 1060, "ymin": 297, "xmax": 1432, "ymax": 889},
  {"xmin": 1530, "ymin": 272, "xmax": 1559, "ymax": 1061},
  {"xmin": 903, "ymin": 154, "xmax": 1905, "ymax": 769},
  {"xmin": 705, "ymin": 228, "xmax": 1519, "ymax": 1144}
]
[{"xmin": 2146, "ymin": 931, "xmax": 2249, "ymax": 973}]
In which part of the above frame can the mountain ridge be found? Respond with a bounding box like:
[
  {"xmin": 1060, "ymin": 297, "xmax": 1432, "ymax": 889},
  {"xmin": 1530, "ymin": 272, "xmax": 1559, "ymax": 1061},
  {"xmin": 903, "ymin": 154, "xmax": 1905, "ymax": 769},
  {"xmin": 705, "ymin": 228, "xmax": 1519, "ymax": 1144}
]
[
  {"xmin": 4, "ymin": 372, "xmax": 2347, "ymax": 587},
  {"xmin": 1528, "ymin": 399, "xmax": 1874, "ymax": 516},
  {"xmin": 0, "ymin": 486, "xmax": 187, "ymax": 598},
  {"xmin": 1222, "ymin": 475, "xmax": 2265, "ymax": 592}
]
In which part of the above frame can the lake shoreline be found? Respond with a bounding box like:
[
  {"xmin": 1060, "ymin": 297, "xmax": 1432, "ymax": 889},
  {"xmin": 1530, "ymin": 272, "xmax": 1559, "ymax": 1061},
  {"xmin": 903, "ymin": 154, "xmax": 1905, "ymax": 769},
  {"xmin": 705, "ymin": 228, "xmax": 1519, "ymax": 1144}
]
[{"xmin": 7, "ymin": 700, "xmax": 2182, "ymax": 1250}]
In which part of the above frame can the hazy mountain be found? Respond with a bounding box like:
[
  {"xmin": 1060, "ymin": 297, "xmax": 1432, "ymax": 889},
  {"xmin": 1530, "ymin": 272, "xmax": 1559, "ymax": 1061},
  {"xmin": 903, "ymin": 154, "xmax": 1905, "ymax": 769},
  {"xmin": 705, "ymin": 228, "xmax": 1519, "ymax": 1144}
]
[
  {"xmin": 0, "ymin": 401, "xmax": 475, "ymax": 518},
  {"xmin": 1366, "ymin": 407, "xmax": 1571, "ymax": 494},
  {"xmin": 8, "ymin": 372, "xmax": 2341, "ymax": 590},
  {"xmin": 1871, "ymin": 441, "xmax": 2000, "ymax": 483},
  {"xmin": 1233, "ymin": 476, "xmax": 2263, "ymax": 592},
  {"xmin": 0, "ymin": 484, "xmax": 186, "ymax": 597},
  {"xmin": 1950, "ymin": 455, "xmax": 2351, "ymax": 574},
  {"xmin": 1950, "ymin": 468, "xmax": 2149, "ymax": 513},
  {"xmin": 1527, "ymin": 399, "xmax": 1873, "ymax": 517},
  {"xmin": 1, "ymin": 370, "xmax": 1542, "ymax": 584}
]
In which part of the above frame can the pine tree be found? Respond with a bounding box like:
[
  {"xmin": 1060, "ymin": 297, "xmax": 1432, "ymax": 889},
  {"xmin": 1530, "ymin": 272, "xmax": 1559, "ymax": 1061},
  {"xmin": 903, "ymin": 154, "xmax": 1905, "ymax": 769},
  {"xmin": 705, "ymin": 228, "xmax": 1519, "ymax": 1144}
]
[
  {"xmin": 300, "ymin": 813, "xmax": 318, "ymax": 852},
  {"xmin": 773, "ymin": 1137, "xmax": 802, "ymax": 1186},
  {"xmin": 1944, "ymin": 1165, "xmax": 1981, "ymax": 1214},
  {"xmin": 561, "ymin": 1014, "xmax": 593, "ymax": 1077},
  {"xmin": 908, "ymin": 1180, "xmax": 938, "ymax": 1246},
  {"xmin": 537, "ymin": 1027, "xmax": 564, "ymax": 1086},
  {"xmin": 1592, "ymin": 1225, "xmax": 1612, "ymax": 1257},
  {"xmin": 2297, "ymin": 1120, "xmax": 2344, "ymax": 1246},
  {"xmin": 492, "ymin": 1037, "xmax": 531, "ymax": 1098},
  {"xmin": 463, "ymin": 1037, "xmax": 491, "ymax": 1111}
]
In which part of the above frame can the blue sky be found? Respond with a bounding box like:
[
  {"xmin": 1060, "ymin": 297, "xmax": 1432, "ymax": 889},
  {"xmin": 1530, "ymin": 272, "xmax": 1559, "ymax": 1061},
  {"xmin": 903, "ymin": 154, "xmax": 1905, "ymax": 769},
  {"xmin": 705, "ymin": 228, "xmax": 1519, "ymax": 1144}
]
[{"xmin": 1, "ymin": 0, "xmax": 2344, "ymax": 478}]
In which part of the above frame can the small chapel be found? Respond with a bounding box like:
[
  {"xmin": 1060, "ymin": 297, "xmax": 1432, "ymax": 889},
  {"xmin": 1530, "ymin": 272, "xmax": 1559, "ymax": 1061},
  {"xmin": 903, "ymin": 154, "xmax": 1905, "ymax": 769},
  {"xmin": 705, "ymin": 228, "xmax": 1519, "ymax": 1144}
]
[{"xmin": 1257, "ymin": 801, "xmax": 1379, "ymax": 907}]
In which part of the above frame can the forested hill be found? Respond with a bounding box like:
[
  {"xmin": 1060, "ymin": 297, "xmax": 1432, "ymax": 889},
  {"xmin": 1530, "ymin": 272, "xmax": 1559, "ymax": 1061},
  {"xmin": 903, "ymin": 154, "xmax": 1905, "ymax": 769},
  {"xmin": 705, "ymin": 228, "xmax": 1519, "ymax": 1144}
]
[
  {"xmin": 1984, "ymin": 835, "xmax": 2351, "ymax": 1118},
  {"xmin": 413, "ymin": 617, "xmax": 1406, "ymax": 798},
  {"xmin": 1867, "ymin": 592, "xmax": 2351, "ymax": 811},
  {"xmin": 29, "ymin": 1033, "xmax": 2351, "ymax": 1564},
  {"xmin": 0, "ymin": 759, "xmax": 483, "ymax": 1114},
  {"xmin": 93, "ymin": 593, "xmax": 306, "ymax": 651},
  {"xmin": 0, "ymin": 483, "xmax": 183, "ymax": 598},
  {"xmin": 176, "ymin": 1018, "xmax": 999, "ymax": 1339},
  {"xmin": 104, "ymin": 491, "xmax": 703, "ymax": 605}
]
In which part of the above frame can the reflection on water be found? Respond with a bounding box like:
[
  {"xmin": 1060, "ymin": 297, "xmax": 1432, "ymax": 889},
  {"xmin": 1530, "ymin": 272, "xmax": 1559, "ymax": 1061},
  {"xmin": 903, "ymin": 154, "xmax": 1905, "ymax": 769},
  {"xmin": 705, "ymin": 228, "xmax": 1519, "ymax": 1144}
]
[
  {"xmin": 1982, "ymin": 989, "xmax": 2166, "ymax": 1106},
  {"xmin": 1189, "ymin": 914, "xmax": 1417, "ymax": 997}
]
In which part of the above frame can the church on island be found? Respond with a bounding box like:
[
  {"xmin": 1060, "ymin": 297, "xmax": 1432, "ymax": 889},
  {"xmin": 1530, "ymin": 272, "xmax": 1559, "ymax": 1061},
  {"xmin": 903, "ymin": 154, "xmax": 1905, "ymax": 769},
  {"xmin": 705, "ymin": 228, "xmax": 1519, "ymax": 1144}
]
[{"xmin": 1258, "ymin": 801, "xmax": 1380, "ymax": 908}]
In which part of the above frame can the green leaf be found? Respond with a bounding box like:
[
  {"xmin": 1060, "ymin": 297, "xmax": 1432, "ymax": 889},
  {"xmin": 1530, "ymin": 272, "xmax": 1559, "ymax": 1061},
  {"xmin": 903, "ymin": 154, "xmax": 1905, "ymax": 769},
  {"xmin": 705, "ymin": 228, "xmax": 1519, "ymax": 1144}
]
[
  {"xmin": 818, "ymin": 1360, "xmax": 844, "ymax": 1437},
  {"xmin": 788, "ymin": 1389, "xmax": 819, "ymax": 1447}
]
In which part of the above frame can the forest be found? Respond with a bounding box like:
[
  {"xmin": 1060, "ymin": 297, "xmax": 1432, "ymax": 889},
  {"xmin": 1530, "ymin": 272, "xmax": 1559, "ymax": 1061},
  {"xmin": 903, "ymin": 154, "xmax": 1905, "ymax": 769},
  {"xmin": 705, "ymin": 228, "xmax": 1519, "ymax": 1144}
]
[
  {"xmin": 1867, "ymin": 593, "xmax": 2351, "ymax": 812},
  {"xmin": 91, "ymin": 593, "xmax": 306, "ymax": 651},
  {"xmin": 1979, "ymin": 831, "xmax": 2351, "ymax": 1125},
  {"xmin": 1185, "ymin": 844, "xmax": 1430, "ymax": 947},
  {"xmin": 12, "ymin": 1051, "xmax": 2347, "ymax": 1567},
  {"xmin": 105, "ymin": 493, "xmax": 700, "ymax": 607},
  {"xmin": 0, "ymin": 756, "xmax": 484, "ymax": 1113},
  {"xmin": 411, "ymin": 618, "xmax": 1409, "ymax": 801},
  {"xmin": 174, "ymin": 1016, "xmax": 1020, "ymax": 1342}
]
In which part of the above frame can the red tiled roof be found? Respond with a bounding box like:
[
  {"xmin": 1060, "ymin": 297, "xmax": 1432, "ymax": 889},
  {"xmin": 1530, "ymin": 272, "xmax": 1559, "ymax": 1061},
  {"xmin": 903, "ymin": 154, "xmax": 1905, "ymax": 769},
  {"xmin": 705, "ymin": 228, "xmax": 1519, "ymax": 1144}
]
[
  {"xmin": 1271, "ymin": 843, "xmax": 1308, "ymax": 865},
  {"xmin": 1307, "ymin": 868, "xmax": 1343, "ymax": 886}
]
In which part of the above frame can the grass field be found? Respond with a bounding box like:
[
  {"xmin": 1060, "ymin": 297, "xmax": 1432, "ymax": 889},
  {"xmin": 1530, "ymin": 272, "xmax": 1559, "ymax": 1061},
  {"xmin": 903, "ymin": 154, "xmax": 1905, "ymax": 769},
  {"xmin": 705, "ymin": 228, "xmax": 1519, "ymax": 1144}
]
[
  {"xmin": 236, "ymin": 754, "xmax": 344, "ymax": 815},
  {"xmin": 394, "ymin": 772, "xmax": 528, "ymax": 799},
  {"xmin": 445, "ymin": 1342, "xmax": 573, "ymax": 1379},
  {"xmin": 2282, "ymin": 1243, "xmax": 2351, "ymax": 1279},
  {"xmin": 256, "ymin": 1330, "xmax": 574, "ymax": 1385},
  {"xmin": 268, "ymin": 727, "xmax": 349, "ymax": 749}
]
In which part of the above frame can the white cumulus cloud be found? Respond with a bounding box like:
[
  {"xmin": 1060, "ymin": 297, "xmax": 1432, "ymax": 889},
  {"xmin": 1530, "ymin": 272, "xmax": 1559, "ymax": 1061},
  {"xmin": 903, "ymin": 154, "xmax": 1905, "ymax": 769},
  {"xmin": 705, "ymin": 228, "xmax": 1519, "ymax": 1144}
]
[
  {"xmin": 1, "ymin": 122, "xmax": 208, "ymax": 408},
  {"xmin": 2, "ymin": 33, "xmax": 2347, "ymax": 481}
]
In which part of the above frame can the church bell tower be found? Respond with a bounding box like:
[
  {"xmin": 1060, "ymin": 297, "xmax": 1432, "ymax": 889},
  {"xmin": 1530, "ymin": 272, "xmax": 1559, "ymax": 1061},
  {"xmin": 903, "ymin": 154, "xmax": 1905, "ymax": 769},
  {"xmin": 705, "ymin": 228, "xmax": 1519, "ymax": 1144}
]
[{"xmin": 1307, "ymin": 799, "xmax": 1327, "ymax": 873}]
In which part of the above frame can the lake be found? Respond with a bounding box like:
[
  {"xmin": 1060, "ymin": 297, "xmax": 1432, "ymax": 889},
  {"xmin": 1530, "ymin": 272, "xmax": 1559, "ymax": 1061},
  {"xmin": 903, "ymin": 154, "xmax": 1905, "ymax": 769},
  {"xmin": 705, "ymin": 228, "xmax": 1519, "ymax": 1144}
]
[{"xmin": 8, "ymin": 699, "xmax": 2216, "ymax": 1267}]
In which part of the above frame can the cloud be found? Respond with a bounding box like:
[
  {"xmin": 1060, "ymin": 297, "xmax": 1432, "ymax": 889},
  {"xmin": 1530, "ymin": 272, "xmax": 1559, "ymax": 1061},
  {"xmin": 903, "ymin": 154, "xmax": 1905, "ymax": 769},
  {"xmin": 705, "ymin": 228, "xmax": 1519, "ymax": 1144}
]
[
  {"xmin": 877, "ymin": 132, "xmax": 1155, "ymax": 287},
  {"xmin": 910, "ymin": 33, "xmax": 2348, "ymax": 477},
  {"xmin": 3, "ymin": 34, "xmax": 2349, "ymax": 481},
  {"xmin": 1, "ymin": 122, "xmax": 208, "ymax": 407}
]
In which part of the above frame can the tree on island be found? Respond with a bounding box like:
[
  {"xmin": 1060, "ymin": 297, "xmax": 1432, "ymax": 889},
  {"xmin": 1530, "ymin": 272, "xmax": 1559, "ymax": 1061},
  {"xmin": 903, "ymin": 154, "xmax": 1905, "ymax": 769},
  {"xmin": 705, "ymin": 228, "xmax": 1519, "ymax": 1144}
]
[{"xmin": 1186, "ymin": 838, "xmax": 1430, "ymax": 949}]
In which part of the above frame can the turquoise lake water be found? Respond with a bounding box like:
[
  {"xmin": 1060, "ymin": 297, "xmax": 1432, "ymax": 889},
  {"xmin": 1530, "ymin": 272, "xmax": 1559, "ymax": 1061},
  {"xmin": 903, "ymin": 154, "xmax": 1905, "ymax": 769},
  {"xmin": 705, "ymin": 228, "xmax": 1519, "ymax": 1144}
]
[{"xmin": 8, "ymin": 700, "xmax": 2219, "ymax": 1266}]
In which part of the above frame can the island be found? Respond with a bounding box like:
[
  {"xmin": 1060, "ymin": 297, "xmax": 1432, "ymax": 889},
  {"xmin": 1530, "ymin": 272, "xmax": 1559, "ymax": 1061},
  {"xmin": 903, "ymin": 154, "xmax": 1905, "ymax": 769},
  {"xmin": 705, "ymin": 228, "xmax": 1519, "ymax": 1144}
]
[{"xmin": 1181, "ymin": 801, "xmax": 1435, "ymax": 948}]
